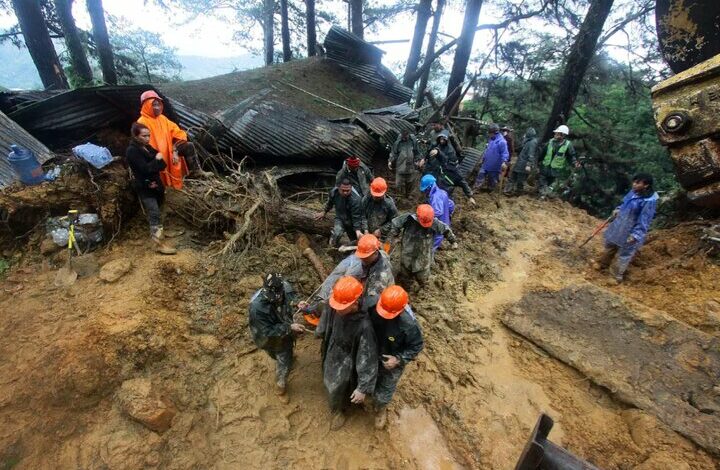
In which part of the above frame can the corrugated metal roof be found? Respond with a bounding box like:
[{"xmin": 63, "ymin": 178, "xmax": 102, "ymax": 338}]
[
  {"xmin": 331, "ymin": 113, "xmax": 415, "ymax": 148},
  {"xmin": 0, "ymin": 90, "xmax": 65, "ymax": 115},
  {"xmin": 458, "ymin": 147, "xmax": 484, "ymax": 178},
  {"xmin": 7, "ymin": 85, "xmax": 175, "ymax": 150},
  {"xmin": 0, "ymin": 111, "xmax": 54, "ymax": 188},
  {"xmin": 324, "ymin": 26, "xmax": 413, "ymax": 103},
  {"xmin": 219, "ymin": 98, "xmax": 379, "ymax": 162},
  {"xmin": 363, "ymin": 103, "xmax": 418, "ymax": 120}
]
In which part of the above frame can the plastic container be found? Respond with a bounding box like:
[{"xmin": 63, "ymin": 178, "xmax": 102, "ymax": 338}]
[{"xmin": 8, "ymin": 145, "xmax": 45, "ymax": 185}]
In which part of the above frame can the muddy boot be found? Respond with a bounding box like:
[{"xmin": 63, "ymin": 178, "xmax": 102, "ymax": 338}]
[
  {"xmin": 152, "ymin": 227, "xmax": 177, "ymax": 255},
  {"xmin": 330, "ymin": 411, "xmax": 347, "ymax": 430},
  {"xmin": 275, "ymin": 382, "xmax": 290, "ymax": 404},
  {"xmin": 374, "ymin": 407, "xmax": 387, "ymax": 430}
]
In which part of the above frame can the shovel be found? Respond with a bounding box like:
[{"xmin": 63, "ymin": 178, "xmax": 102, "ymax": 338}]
[
  {"xmin": 578, "ymin": 215, "xmax": 614, "ymax": 248},
  {"xmin": 54, "ymin": 210, "xmax": 80, "ymax": 287}
]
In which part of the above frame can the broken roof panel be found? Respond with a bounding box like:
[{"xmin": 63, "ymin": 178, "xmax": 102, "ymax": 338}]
[
  {"xmin": 332, "ymin": 113, "xmax": 415, "ymax": 147},
  {"xmin": 7, "ymin": 85, "xmax": 178, "ymax": 150},
  {"xmin": 219, "ymin": 98, "xmax": 379, "ymax": 162},
  {"xmin": 324, "ymin": 26, "xmax": 413, "ymax": 104},
  {"xmin": 0, "ymin": 111, "xmax": 54, "ymax": 188}
]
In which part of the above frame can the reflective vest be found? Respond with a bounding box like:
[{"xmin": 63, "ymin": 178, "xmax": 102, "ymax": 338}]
[{"xmin": 542, "ymin": 140, "xmax": 571, "ymax": 170}]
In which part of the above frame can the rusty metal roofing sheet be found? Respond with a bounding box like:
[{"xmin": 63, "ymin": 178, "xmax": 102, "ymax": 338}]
[
  {"xmin": 324, "ymin": 26, "xmax": 413, "ymax": 103},
  {"xmin": 219, "ymin": 98, "xmax": 379, "ymax": 162},
  {"xmin": 0, "ymin": 111, "xmax": 54, "ymax": 188},
  {"xmin": 7, "ymin": 85, "xmax": 177, "ymax": 150}
]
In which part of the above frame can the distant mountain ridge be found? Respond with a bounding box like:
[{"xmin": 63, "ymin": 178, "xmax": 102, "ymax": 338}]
[{"xmin": 0, "ymin": 42, "xmax": 263, "ymax": 90}]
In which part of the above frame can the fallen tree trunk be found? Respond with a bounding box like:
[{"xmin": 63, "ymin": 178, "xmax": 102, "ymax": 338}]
[
  {"xmin": 502, "ymin": 284, "xmax": 720, "ymax": 455},
  {"xmin": 303, "ymin": 247, "xmax": 328, "ymax": 280}
]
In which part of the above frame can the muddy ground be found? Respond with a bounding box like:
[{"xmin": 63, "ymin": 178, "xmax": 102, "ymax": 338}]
[{"xmin": 1, "ymin": 192, "xmax": 719, "ymax": 469}]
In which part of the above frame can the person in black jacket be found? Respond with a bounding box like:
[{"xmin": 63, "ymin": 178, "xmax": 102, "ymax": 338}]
[
  {"xmin": 248, "ymin": 273, "xmax": 306, "ymax": 403},
  {"xmin": 370, "ymin": 285, "xmax": 424, "ymax": 429},
  {"xmin": 315, "ymin": 179, "xmax": 367, "ymax": 247},
  {"xmin": 126, "ymin": 122, "xmax": 176, "ymax": 254}
]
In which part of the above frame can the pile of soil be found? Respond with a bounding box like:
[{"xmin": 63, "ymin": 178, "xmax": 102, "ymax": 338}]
[{"xmin": 0, "ymin": 192, "xmax": 718, "ymax": 469}]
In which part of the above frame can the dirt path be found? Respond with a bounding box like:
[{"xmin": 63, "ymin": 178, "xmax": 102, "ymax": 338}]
[{"xmin": 1, "ymin": 195, "xmax": 718, "ymax": 469}]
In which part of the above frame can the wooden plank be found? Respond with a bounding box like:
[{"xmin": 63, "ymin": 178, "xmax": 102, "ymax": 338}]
[{"xmin": 501, "ymin": 284, "xmax": 720, "ymax": 455}]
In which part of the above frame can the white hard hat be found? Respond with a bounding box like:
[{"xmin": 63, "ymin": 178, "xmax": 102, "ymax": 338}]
[{"xmin": 553, "ymin": 125, "xmax": 570, "ymax": 135}]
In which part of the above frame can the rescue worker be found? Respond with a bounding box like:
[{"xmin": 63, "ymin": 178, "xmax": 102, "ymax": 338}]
[
  {"xmin": 538, "ymin": 125, "xmax": 579, "ymax": 197},
  {"xmin": 362, "ymin": 178, "xmax": 398, "ymax": 241},
  {"xmin": 504, "ymin": 127, "xmax": 539, "ymax": 195},
  {"xmin": 389, "ymin": 204, "xmax": 458, "ymax": 287},
  {"xmin": 336, "ymin": 156, "xmax": 374, "ymax": 197},
  {"xmin": 248, "ymin": 273, "xmax": 306, "ymax": 403},
  {"xmin": 420, "ymin": 175, "xmax": 455, "ymax": 250},
  {"xmin": 125, "ymin": 122, "xmax": 176, "ymax": 255},
  {"xmin": 425, "ymin": 131, "xmax": 475, "ymax": 202},
  {"xmin": 315, "ymin": 234, "xmax": 394, "ymax": 313},
  {"xmin": 389, "ymin": 129, "xmax": 420, "ymax": 197},
  {"xmin": 320, "ymin": 276, "xmax": 378, "ymax": 430},
  {"xmin": 315, "ymin": 179, "xmax": 366, "ymax": 247},
  {"xmin": 594, "ymin": 173, "xmax": 658, "ymax": 283},
  {"xmin": 475, "ymin": 124, "xmax": 509, "ymax": 191},
  {"xmin": 500, "ymin": 125, "xmax": 515, "ymax": 179},
  {"xmin": 426, "ymin": 121, "xmax": 446, "ymax": 147},
  {"xmin": 137, "ymin": 90, "xmax": 210, "ymax": 189},
  {"xmin": 370, "ymin": 285, "xmax": 424, "ymax": 429}
]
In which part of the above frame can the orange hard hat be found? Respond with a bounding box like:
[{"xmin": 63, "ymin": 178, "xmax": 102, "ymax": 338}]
[
  {"xmin": 303, "ymin": 312, "xmax": 320, "ymax": 326},
  {"xmin": 356, "ymin": 234, "xmax": 380, "ymax": 259},
  {"xmin": 376, "ymin": 285, "xmax": 409, "ymax": 319},
  {"xmin": 370, "ymin": 177, "xmax": 388, "ymax": 197},
  {"xmin": 140, "ymin": 90, "xmax": 162, "ymax": 104},
  {"xmin": 329, "ymin": 276, "xmax": 363, "ymax": 310},
  {"xmin": 416, "ymin": 204, "xmax": 435, "ymax": 228}
]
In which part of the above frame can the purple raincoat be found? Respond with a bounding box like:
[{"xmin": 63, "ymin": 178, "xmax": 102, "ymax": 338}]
[{"xmin": 427, "ymin": 183, "xmax": 455, "ymax": 249}]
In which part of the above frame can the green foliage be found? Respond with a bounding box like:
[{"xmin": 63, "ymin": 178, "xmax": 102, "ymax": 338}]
[
  {"xmin": 464, "ymin": 58, "xmax": 677, "ymax": 216},
  {"xmin": 110, "ymin": 27, "xmax": 182, "ymax": 84},
  {"xmin": 0, "ymin": 258, "xmax": 9, "ymax": 278}
]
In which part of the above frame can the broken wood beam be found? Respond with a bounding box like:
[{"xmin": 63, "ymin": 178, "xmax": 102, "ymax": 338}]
[{"xmin": 303, "ymin": 247, "xmax": 328, "ymax": 280}]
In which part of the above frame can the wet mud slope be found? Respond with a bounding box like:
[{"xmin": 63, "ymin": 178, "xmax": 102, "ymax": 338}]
[{"xmin": 0, "ymin": 194, "xmax": 718, "ymax": 469}]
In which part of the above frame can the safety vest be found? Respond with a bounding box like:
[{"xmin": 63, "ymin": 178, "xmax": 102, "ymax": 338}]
[{"xmin": 542, "ymin": 140, "xmax": 571, "ymax": 170}]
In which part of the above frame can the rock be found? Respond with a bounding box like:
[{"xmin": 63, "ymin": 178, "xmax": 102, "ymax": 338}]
[
  {"xmin": 70, "ymin": 253, "xmax": 99, "ymax": 277},
  {"xmin": 195, "ymin": 334, "xmax": 220, "ymax": 354},
  {"xmin": 634, "ymin": 452, "xmax": 690, "ymax": 470},
  {"xmin": 40, "ymin": 238, "xmax": 61, "ymax": 256},
  {"xmin": 99, "ymin": 258, "xmax": 132, "ymax": 283},
  {"xmin": 117, "ymin": 378, "xmax": 177, "ymax": 433}
]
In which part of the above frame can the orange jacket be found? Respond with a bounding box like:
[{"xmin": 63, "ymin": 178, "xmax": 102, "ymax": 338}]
[{"xmin": 137, "ymin": 99, "xmax": 188, "ymax": 189}]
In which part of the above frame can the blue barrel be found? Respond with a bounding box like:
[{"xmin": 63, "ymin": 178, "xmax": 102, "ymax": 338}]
[{"xmin": 8, "ymin": 145, "xmax": 45, "ymax": 185}]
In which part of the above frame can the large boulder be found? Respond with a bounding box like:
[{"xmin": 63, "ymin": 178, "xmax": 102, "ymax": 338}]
[
  {"xmin": 116, "ymin": 378, "xmax": 177, "ymax": 433},
  {"xmin": 99, "ymin": 258, "xmax": 132, "ymax": 283}
]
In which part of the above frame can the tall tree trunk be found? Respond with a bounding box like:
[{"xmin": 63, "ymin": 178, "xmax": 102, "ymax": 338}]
[
  {"xmin": 12, "ymin": 0, "xmax": 69, "ymax": 90},
  {"xmin": 86, "ymin": 0, "xmax": 117, "ymax": 85},
  {"xmin": 280, "ymin": 0, "xmax": 292, "ymax": 61},
  {"xmin": 445, "ymin": 0, "xmax": 483, "ymax": 116},
  {"xmin": 305, "ymin": 0, "xmax": 316, "ymax": 56},
  {"xmin": 415, "ymin": 0, "xmax": 445, "ymax": 107},
  {"xmin": 541, "ymin": 0, "xmax": 614, "ymax": 143},
  {"xmin": 350, "ymin": 0, "xmax": 364, "ymax": 39},
  {"xmin": 263, "ymin": 0, "xmax": 275, "ymax": 65},
  {"xmin": 402, "ymin": 0, "xmax": 432, "ymax": 88},
  {"xmin": 54, "ymin": 0, "xmax": 93, "ymax": 86}
]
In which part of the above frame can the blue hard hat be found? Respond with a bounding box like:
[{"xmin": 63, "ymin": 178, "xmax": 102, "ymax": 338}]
[{"xmin": 420, "ymin": 174, "xmax": 436, "ymax": 191}]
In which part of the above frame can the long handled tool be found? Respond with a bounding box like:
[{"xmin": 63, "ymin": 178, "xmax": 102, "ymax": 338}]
[
  {"xmin": 579, "ymin": 215, "xmax": 614, "ymax": 248},
  {"xmin": 54, "ymin": 209, "xmax": 80, "ymax": 287}
]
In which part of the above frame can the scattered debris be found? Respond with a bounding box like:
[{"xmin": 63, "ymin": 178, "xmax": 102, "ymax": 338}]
[{"xmin": 99, "ymin": 258, "xmax": 132, "ymax": 283}]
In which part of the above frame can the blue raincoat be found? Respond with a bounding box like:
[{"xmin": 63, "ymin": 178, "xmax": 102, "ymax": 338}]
[
  {"xmin": 427, "ymin": 183, "xmax": 455, "ymax": 249},
  {"xmin": 481, "ymin": 133, "xmax": 509, "ymax": 172},
  {"xmin": 603, "ymin": 189, "xmax": 658, "ymax": 275}
]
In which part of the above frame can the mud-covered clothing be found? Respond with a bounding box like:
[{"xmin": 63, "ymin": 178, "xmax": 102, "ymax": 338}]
[
  {"xmin": 426, "ymin": 184, "xmax": 455, "ymax": 249},
  {"xmin": 336, "ymin": 161, "xmax": 374, "ymax": 197},
  {"xmin": 362, "ymin": 194, "xmax": 398, "ymax": 240},
  {"xmin": 390, "ymin": 213, "xmax": 456, "ymax": 277},
  {"xmin": 321, "ymin": 308, "xmax": 378, "ymax": 412},
  {"xmin": 390, "ymin": 135, "xmax": 420, "ymax": 174},
  {"xmin": 479, "ymin": 133, "xmax": 509, "ymax": 174},
  {"xmin": 437, "ymin": 140, "xmax": 458, "ymax": 167},
  {"xmin": 600, "ymin": 189, "xmax": 658, "ymax": 279},
  {"xmin": 248, "ymin": 282, "xmax": 298, "ymax": 385},
  {"xmin": 514, "ymin": 129, "xmax": 539, "ymax": 173},
  {"xmin": 371, "ymin": 306, "xmax": 424, "ymax": 407},
  {"xmin": 317, "ymin": 251, "xmax": 395, "ymax": 312},
  {"xmin": 126, "ymin": 140, "xmax": 166, "ymax": 230},
  {"xmin": 324, "ymin": 186, "xmax": 366, "ymax": 246}
]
